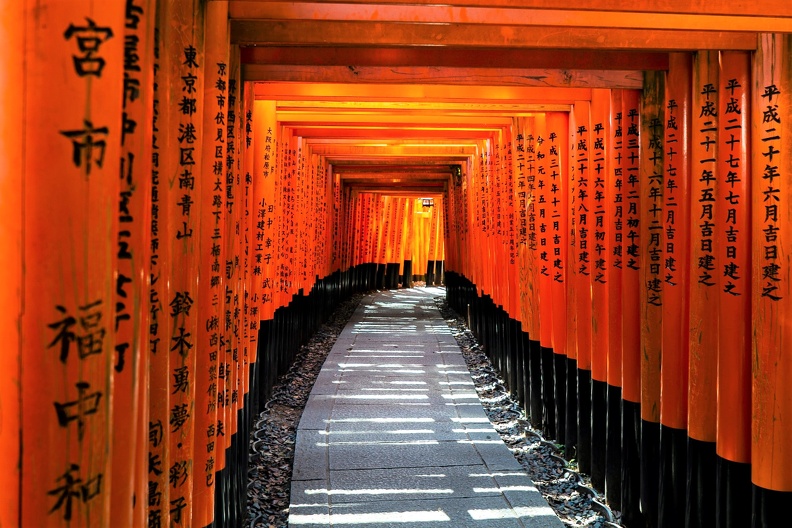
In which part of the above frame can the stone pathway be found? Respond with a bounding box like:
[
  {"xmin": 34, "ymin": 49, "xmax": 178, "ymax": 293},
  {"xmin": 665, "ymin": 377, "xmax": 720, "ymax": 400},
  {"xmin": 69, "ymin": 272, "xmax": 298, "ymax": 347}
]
[{"xmin": 288, "ymin": 288, "xmax": 563, "ymax": 527}]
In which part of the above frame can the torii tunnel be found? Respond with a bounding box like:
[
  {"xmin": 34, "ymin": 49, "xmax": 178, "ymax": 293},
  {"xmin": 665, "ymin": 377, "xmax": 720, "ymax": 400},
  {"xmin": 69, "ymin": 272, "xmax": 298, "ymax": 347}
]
[{"xmin": 2, "ymin": 1, "xmax": 792, "ymax": 527}]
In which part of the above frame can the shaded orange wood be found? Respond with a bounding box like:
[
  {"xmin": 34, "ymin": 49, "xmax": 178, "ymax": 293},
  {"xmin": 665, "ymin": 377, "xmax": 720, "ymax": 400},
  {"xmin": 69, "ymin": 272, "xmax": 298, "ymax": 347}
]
[
  {"xmin": 113, "ymin": 2, "xmax": 155, "ymax": 526},
  {"xmin": 572, "ymin": 101, "xmax": 593, "ymax": 372},
  {"xmin": 639, "ymin": 71, "xmax": 664, "ymax": 424},
  {"xmin": 660, "ymin": 52, "xmax": 692, "ymax": 431},
  {"xmin": 243, "ymin": 65, "xmax": 644, "ymax": 89},
  {"xmin": 231, "ymin": 0, "xmax": 792, "ymax": 18},
  {"xmin": 590, "ymin": 89, "xmax": 610, "ymax": 384},
  {"xmin": 195, "ymin": 3, "xmax": 229, "ymax": 523},
  {"xmin": 230, "ymin": 1, "xmax": 790, "ymax": 31},
  {"xmin": 751, "ymin": 33, "xmax": 792, "ymax": 492},
  {"xmin": 241, "ymin": 46, "xmax": 670, "ymax": 71},
  {"xmin": 231, "ymin": 19, "xmax": 758, "ymax": 51},
  {"xmin": 621, "ymin": 90, "xmax": 642, "ymax": 404},
  {"xmin": 717, "ymin": 50, "xmax": 752, "ymax": 464},
  {"xmin": 162, "ymin": 2, "xmax": 206, "ymax": 525},
  {"xmin": 606, "ymin": 90, "xmax": 623, "ymax": 388},
  {"xmin": 566, "ymin": 110, "xmax": 579, "ymax": 363},
  {"xmin": 0, "ymin": 0, "xmax": 23, "ymax": 524},
  {"xmin": 687, "ymin": 50, "xmax": 719, "ymax": 443},
  {"xmin": 21, "ymin": 2, "xmax": 125, "ymax": 526}
]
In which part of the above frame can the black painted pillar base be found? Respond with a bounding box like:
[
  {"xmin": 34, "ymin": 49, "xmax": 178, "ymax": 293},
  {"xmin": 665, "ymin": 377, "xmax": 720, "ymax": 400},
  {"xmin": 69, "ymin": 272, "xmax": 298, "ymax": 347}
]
[
  {"xmin": 402, "ymin": 260, "xmax": 413, "ymax": 288},
  {"xmin": 577, "ymin": 368, "xmax": 592, "ymax": 475},
  {"xmin": 605, "ymin": 384, "xmax": 622, "ymax": 510},
  {"xmin": 752, "ymin": 483, "xmax": 790, "ymax": 528},
  {"xmin": 553, "ymin": 353, "xmax": 566, "ymax": 445},
  {"xmin": 529, "ymin": 339, "xmax": 543, "ymax": 428},
  {"xmin": 685, "ymin": 437, "xmax": 716, "ymax": 528},
  {"xmin": 565, "ymin": 358, "xmax": 578, "ymax": 460},
  {"xmin": 658, "ymin": 424, "xmax": 687, "ymax": 528},
  {"xmin": 426, "ymin": 260, "xmax": 435, "ymax": 286},
  {"xmin": 622, "ymin": 400, "xmax": 644, "ymax": 528},
  {"xmin": 541, "ymin": 345, "xmax": 556, "ymax": 439},
  {"xmin": 591, "ymin": 378, "xmax": 608, "ymax": 491},
  {"xmin": 435, "ymin": 260, "xmax": 444, "ymax": 285},
  {"xmin": 640, "ymin": 419, "xmax": 660, "ymax": 528},
  {"xmin": 716, "ymin": 456, "xmax": 751, "ymax": 528}
]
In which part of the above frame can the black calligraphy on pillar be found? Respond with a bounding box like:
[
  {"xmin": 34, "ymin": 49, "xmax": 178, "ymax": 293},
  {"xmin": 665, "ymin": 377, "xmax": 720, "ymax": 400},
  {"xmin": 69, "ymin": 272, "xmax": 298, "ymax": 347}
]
[
  {"xmin": 592, "ymin": 122, "xmax": 607, "ymax": 284},
  {"xmin": 664, "ymin": 99, "xmax": 680, "ymax": 288},
  {"xmin": 549, "ymin": 131, "xmax": 564, "ymax": 283},
  {"xmin": 625, "ymin": 107, "xmax": 641, "ymax": 271},
  {"xmin": 577, "ymin": 124, "xmax": 590, "ymax": 276},
  {"xmin": 47, "ymin": 464, "xmax": 103, "ymax": 521},
  {"xmin": 647, "ymin": 115, "xmax": 664, "ymax": 306},
  {"xmin": 760, "ymin": 84, "xmax": 783, "ymax": 301},
  {"xmin": 720, "ymin": 78, "xmax": 744, "ymax": 296},
  {"xmin": 612, "ymin": 110, "xmax": 624, "ymax": 270},
  {"xmin": 697, "ymin": 83, "xmax": 718, "ymax": 287}
]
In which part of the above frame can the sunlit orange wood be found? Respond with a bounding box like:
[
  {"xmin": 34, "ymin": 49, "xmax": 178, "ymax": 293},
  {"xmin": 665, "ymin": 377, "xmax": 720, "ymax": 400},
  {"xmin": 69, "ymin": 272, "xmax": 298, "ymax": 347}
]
[
  {"xmin": 21, "ymin": 2, "xmax": 124, "ymax": 526},
  {"xmin": 255, "ymin": 83, "xmax": 591, "ymax": 104},
  {"xmin": 0, "ymin": 0, "xmax": 23, "ymax": 524},
  {"xmin": 231, "ymin": 19, "xmax": 757, "ymax": 50},
  {"xmin": 688, "ymin": 50, "xmax": 719, "ymax": 444},
  {"xmin": 547, "ymin": 112, "xmax": 568, "ymax": 362},
  {"xmin": 243, "ymin": 65, "xmax": 643, "ymax": 89}
]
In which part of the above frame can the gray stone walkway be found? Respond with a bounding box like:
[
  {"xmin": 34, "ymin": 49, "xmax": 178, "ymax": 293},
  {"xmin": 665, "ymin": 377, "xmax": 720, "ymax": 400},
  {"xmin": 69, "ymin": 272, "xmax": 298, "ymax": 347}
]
[{"xmin": 288, "ymin": 288, "xmax": 563, "ymax": 528}]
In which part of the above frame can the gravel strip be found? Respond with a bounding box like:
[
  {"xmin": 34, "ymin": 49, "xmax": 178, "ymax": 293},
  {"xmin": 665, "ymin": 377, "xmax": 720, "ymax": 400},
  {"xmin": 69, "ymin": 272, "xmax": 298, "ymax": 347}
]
[
  {"xmin": 246, "ymin": 290, "xmax": 621, "ymax": 528},
  {"xmin": 247, "ymin": 294, "xmax": 363, "ymax": 528},
  {"xmin": 433, "ymin": 295, "xmax": 622, "ymax": 528}
]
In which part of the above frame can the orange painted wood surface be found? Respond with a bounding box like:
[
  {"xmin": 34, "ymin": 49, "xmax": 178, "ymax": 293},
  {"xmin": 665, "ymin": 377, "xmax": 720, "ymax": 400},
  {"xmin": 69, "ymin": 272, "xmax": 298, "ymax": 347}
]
[
  {"xmin": 639, "ymin": 70, "xmax": 664, "ymax": 424},
  {"xmin": 21, "ymin": 2, "xmax": 125, "ymax": 527},
  {"xmin": 687, "ymin": 50, "xmax": 719, "ymax": 443},
  {"xmin": 0, "ymin": 0, "xmax": 23, "ymax": 525},
  {"xmin": 752, "ymin": 33, "xmax": 792, "ymax": 492},
  {"xmin": 660, "ymin": 52, "xmax": 691, "ymax": 431}
]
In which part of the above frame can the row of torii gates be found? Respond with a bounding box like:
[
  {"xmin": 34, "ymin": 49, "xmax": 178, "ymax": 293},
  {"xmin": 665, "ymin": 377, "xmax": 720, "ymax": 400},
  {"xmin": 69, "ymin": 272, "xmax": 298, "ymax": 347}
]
[{"xmin": 1, "ymin": 1, "xmax": 791, "ymax": 527}]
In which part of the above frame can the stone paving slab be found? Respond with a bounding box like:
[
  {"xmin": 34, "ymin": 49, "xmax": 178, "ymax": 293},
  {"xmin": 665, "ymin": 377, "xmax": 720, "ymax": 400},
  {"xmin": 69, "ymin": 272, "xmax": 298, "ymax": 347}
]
[{"xmin": 289, "ymin": 288, "xmax": 563, "ymax": 528}]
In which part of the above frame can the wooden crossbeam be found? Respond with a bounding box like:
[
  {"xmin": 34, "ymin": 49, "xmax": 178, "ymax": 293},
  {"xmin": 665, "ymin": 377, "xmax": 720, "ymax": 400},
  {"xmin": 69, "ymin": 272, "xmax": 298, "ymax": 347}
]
[{"xmin": 231, "ymin": 20, "xmax": 757, "ymax": 50}]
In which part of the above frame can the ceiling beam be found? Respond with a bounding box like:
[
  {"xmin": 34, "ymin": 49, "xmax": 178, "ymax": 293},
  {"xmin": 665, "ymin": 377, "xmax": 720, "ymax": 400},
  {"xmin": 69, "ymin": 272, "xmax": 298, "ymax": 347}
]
[
  {"xmin": 231, "ymin": 20, "xmax": 757, "ymax": 50},
  {"xmin": 229, "ymin": 2, "xmax": 791, "ymax": 32},
  {"xmin": 229, "ymin": 0, "xmax": 792, "ymax": 19},
  {"xmin": 243, "ymin": 65, "xmax": 643, "ymax": 89},
  {"xmin": 255, "ymin": 83, "xmax": 592, "ymax": 103},
  {"xmin": 279, "ymin": 101, "xmax": 573, "ymax": 115},
  {"xmin": 241, "ymin": 47, "xmax": 669, "ymax": 70}
]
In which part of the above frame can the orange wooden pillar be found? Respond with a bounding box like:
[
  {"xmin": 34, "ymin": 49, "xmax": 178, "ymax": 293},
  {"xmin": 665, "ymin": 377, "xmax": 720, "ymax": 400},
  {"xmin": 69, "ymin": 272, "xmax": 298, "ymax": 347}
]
[
  {"xmin": 534, "ymin": 114, "xmax": 557, "ymax": 440},
  {"xmin": 21, "ymin": 2, "xmax": 125, "ymax": 527},
  {"xmin": 164, "ymin": 1, "xmax": 205, "ymax": 525},
  {"xmin": 620, "ymin": 89, "xmax": 644, "ymax": 528},
  {"xmin": 572, "ymin": 101, "xmax": 593, "ymax": 474},
  {"xmin": 0, "ymin": 1, "xmax": 23, "ymax": 525},
  {"xmin": 751, "ymin": 34, "xmax": 792, "ymax": 526},
  {"xmin": 686, "ymin": 49, "xmax": 720, "ymax": 528},
  {"xmin": 713, "ymin": 49, "xmax": 753, "ymax": 528},
  {"xmin": 564, "ymin": 109, "xmax": 579, "ymax": 457},
  {"xmin": 640, "ymin": 70, "xmax": 665, "ymax": 528},
  {"xmin": 195, "ymin": 3, "xmax": 229, "ymax": 524},
  {"xmin": 658, "ymin": 52, "xmax": 692, "ymax": 528},
  {"xmin": 590, "ymin": 89, "xmax": 611, "ymax": 491},
  {"xmin": 114, "ymin": 2, "xmax": 155, "ymax": 526},
  {"xmin": 547, "ymin": 112, "xmax": 569, "ymax": 445},
  {"xmin": 605, "ymin": 89, "xmax": 624, "ymax": 509}
]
